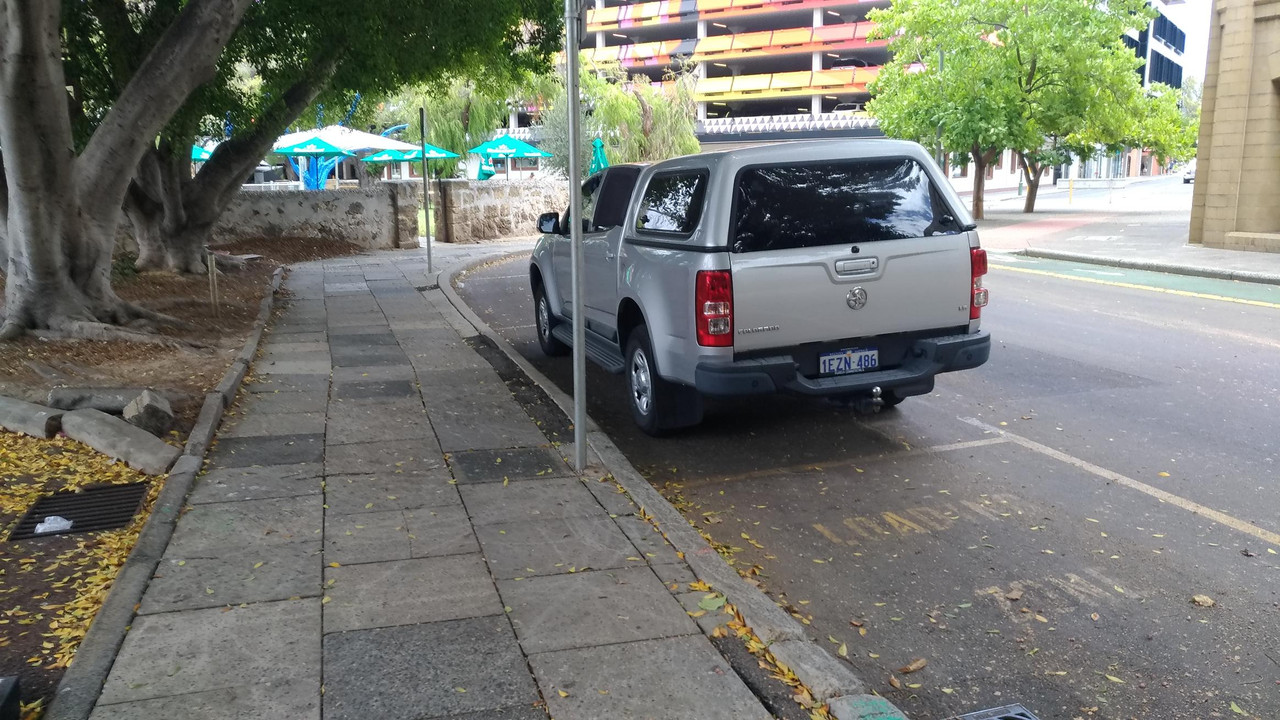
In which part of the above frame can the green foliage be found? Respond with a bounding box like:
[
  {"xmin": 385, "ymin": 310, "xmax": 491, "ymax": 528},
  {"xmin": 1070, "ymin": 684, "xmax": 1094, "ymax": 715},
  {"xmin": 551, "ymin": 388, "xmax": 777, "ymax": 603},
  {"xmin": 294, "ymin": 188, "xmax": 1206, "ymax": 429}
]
[
  {"xmin": 61, "ymin": 0, "xmax": 562, "ymax": 164},
  {"xmin": 540, "ymin": 57, "xmax": 700, "ymax": 180},
  {"xmin": 364, "ymin": 76, "xmax": 526, "ymax": 177},
  {"xmin": 868, "ymin": 0, "xmax": 1179, "ymax": 197}
]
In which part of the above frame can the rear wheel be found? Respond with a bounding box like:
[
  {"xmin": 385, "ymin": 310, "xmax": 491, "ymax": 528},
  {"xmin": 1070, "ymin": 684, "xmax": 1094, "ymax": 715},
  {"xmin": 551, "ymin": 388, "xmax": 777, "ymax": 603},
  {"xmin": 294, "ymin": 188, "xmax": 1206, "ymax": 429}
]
[
  {"xmin": 625, "ymin": 325, "xmax": 701, "ymax": 435},
  {"xmin": 533, "ymin": 285, "xmax": 568, "ymax": 357}
]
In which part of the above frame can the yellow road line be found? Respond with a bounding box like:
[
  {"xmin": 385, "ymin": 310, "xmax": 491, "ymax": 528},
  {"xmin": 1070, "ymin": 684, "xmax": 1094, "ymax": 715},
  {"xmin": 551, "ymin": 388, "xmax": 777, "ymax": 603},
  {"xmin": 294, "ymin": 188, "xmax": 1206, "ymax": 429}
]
[
  {"xmin": 989, "ymin": 263, "xmax": 1280, "ymax": 310},
  {"xmin": 960, "ymin": 417, "xmax": 1280, "ymax": 548}
]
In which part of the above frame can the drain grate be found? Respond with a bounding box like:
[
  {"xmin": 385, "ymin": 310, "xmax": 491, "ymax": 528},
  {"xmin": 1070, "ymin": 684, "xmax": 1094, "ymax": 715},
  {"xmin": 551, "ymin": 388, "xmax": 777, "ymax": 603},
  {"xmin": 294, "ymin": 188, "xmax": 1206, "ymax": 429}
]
[
  {"xmin": 947, "ymin": 705, "xmax": 1040, "ymax": 720},
  {"xmin": 7, "ymin": 483, "xmax": 150, "ymax": 541}
]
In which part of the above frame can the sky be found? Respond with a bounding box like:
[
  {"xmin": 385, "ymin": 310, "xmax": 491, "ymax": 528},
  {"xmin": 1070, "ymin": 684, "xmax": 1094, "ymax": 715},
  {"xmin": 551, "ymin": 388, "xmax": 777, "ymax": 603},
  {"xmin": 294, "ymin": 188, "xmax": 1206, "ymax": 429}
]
[{"xmin": 1158, "ymin": 0, "xmax": 1212, "ymax": 81}]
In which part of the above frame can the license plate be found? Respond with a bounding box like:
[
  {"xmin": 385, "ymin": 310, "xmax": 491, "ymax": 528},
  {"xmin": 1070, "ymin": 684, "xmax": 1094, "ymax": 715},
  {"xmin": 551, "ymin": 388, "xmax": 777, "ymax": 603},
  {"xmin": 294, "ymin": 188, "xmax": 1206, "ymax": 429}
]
[{"xmin": 819, "ymin": 348, "xmax": 879, "ymax": 375}]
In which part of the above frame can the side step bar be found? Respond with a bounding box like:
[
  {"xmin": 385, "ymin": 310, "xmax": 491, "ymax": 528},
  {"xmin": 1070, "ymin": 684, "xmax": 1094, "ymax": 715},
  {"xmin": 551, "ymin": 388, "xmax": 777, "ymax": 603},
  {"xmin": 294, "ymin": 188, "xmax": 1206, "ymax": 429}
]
[{"xmin": 550, "ymin": 324, "xmax": 626, "ymax": 374}]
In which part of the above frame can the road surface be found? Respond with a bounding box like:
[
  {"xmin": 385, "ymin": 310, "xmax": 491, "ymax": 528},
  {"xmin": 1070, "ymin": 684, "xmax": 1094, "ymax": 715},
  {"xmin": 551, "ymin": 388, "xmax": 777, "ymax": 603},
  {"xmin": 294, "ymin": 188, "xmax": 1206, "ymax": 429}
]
[{"xmin": 455, "ymin": 186, "xmax": 1280, "ymax": 720}]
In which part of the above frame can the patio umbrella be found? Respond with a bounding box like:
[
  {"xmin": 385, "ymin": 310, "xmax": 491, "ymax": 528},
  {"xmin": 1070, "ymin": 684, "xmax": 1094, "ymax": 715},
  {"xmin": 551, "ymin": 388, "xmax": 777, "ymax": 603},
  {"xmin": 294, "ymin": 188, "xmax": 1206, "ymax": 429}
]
[
  {"xmin": 191, "ymin": 144, "xmax": 213, "ymax": 161},
  {"xmin": 274, "ymin": 125, "xmax": 418, "ymax": 155},
  {"xmin": 588, "ymin": 137, "xmax": 609, "ymax": 175},
  {"xmin": 359, "ymin": 149, "xmax": 407, "ymax": 162},
  {"xmin": 467, "ymin": 134, "xmax": 552, "ymax": 159},
  {"xmin": 402, "ymin": 145, "xmax": 459, "ymax": 160},
  {"xmin": 273, "ymin": 136, "xmax": 354, "ymax": 157}
]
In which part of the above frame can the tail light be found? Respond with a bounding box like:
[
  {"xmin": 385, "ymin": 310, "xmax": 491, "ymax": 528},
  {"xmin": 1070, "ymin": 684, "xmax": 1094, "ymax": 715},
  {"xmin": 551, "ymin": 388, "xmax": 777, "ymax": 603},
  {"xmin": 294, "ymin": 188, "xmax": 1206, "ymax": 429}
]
[
  {"xmin": 970, "ymin": 247, "xmax": 989, "ymax": 320},
  {"xmin": 696, "ymin": 270, "xmax": 733, "ymax": 347}
]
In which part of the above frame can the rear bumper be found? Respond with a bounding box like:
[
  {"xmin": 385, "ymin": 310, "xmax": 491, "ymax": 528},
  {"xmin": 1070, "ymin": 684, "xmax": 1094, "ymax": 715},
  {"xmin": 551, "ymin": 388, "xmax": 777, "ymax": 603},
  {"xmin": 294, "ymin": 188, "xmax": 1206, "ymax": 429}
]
[{"xmin": 694, "ymin": 331, "xmax": 990, "ymax": 397}]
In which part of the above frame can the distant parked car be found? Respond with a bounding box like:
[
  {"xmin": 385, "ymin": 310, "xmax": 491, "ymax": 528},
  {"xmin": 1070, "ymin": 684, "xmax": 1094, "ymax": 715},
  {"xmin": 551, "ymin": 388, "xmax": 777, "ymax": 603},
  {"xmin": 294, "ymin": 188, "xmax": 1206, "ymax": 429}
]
[{"xmin": 1183, "ymin": 160, "xmax": 1196, "ymax": 184}]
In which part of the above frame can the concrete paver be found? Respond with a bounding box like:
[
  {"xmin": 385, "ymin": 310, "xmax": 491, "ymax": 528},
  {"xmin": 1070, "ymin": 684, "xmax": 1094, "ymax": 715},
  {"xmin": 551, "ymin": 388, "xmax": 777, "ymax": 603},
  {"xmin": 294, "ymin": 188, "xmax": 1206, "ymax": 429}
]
[
  {"xmin": 322, "ymin": 555, "xmax": 499, "ymax": 633},
  {"xmin": 323, "ymin": 472, "xmax": 460, "ymax": 513},
  {"xmin": 500, "ymin": 567, "xmax": 697, "ymax": 654},
  {"xmin": 140, "ymin": 542, "xmax": 320, "ymax": 614},
  {"xmin": 164, "ymin": 494, "xmax": 322, "ymax": 557},
  {"xmin": 460, "ymin": 477, "xmax": 603, "ymax": 526},
  {"xmin": 98, "ymin": 599, "xmax": 319, "ymax": 705},
  {"xmin": 322, "ymin": 617, "xmax": 538, "ymax": 720},
  {"xmin": 186, "ymin": 463, "xmax": 323, "ymax": 504},
  {"xmin": 475, "ymin": 514, "xmax": 639, "ymax": 579},
  {"xmin": 530, "ymin": 635, "xmax": 772, "ymax": 720},
  {"xmin": 208, "ymin": 432, "xmax": 325, "ymax": 467},
  {"xmin": 89, "ymin": 679, "xmax": 319, "ymax": 720}
]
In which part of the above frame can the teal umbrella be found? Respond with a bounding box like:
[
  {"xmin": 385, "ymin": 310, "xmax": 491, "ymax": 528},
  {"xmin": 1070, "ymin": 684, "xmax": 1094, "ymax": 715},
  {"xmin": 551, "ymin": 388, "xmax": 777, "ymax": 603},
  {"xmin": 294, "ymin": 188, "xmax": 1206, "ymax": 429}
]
[
  {"xmin": 360, "ymin": 149, "xmax": 406, "ymax": 162},
  {"xmin": 403, "ymin": 145, "xmax": 459, "ymax": 160},
  {"xmin": 273, "ymin": 136, "xmax": 354, "ymax": 157},
  {"xmin": 467, "ymin": 134, "xmax": 552, "ymax": 159},
  {"xmin": 588, "ymin": 137, "xmax": 609, "ymax": 175},
  {"xmin": 191, "ymin": 144, "xmax": 213, "ymax": 161}
]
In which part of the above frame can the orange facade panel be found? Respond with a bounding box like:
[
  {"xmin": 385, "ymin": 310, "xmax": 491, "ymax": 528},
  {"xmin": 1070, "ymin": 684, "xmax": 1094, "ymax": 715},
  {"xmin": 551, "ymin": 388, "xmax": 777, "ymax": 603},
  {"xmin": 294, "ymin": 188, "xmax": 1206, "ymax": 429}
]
[
  {"xmin": 731, "ymin": 74, "xmax": 772, "ymax": 92},
  {"xmin": 770, "ymin": 28, "xmax": 812, "ymax": 47},
  {"xmin": 698, "ymin": 35, "xmax": 734, "ymax": 53},
  {"xmin": 732, "ymin": 29, "xmax": 774, "ymax": 51},
  {"xmin": 697, "ymin": 76, "xmax": 735, "ymax": 94},
  {"xmin": 812, "ymin": 69, "xmax": 856, "ymax": 87},
  {"xmin": 813, "ymin": 24, "xmax": 858, "ymax": 43},
  {"xmin": 770, "ymin": 71, "xmax": 813, "ymax": 90}
]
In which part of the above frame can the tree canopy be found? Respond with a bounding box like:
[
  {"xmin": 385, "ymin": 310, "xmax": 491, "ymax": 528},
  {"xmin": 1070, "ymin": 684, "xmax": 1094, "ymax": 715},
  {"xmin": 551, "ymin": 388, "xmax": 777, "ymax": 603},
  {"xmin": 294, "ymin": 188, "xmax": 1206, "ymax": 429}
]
[
  {"xmin": 868, "ymin": 0, "xmax": 1191, "ymax": 214},
  {"xmin": 541, "ymin": 59, "xmax": 700, "ymax": 180},
  {"xmin": 0, "ymin": 0, "xmax": 561, "ymax": 336}
]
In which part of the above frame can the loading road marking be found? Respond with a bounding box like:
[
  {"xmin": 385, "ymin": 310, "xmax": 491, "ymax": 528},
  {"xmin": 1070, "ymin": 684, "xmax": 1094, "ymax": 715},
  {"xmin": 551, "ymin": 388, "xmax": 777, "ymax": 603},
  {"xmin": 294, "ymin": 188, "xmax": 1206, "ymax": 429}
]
[
  {"xmin": 989, "ymin": 263, "xmax": 1280, "ymax": 310},
  {"xmin": 960, "ymin": 417, "xmax": 1280, "ymax": 548}
]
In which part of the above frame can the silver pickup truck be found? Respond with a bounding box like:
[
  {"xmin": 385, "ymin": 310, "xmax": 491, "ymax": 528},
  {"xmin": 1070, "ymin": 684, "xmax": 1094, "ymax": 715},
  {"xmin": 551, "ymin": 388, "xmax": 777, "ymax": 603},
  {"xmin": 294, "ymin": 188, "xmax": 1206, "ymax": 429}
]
[{"xmin": 529, "ymin": 139, "xmax": 991, "ymax": 434}]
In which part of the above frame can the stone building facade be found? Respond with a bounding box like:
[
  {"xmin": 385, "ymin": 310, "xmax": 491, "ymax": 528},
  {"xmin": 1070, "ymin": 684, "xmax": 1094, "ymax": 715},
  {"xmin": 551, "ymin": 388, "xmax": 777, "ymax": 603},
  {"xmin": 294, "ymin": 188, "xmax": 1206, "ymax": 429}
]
[{"xmin": 1190, "ymin": 0, "xmax": 1280, "ymax": 253}]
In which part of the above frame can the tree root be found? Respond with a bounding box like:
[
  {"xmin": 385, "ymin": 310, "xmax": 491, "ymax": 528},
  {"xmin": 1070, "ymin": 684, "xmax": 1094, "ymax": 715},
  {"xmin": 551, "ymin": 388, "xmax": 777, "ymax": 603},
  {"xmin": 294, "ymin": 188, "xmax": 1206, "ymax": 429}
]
[
  {"xmin": 33, "ymin": 321, "xmax": 213, "ymax": 349},
  {"xmin": 121, "ymin": 301, "xmax": 192, "ymax": 330}
]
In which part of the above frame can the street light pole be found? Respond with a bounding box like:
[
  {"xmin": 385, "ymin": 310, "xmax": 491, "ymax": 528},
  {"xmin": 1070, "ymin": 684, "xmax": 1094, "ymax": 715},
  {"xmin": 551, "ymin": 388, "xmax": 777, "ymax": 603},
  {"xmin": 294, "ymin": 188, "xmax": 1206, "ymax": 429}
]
[
  {"xmin": 564, "ymin": 0, "xmax": 587, "ymax": 473},
  {"xmin": 418, "ymin": 107, "xmax": 433, "ymax": 274}
]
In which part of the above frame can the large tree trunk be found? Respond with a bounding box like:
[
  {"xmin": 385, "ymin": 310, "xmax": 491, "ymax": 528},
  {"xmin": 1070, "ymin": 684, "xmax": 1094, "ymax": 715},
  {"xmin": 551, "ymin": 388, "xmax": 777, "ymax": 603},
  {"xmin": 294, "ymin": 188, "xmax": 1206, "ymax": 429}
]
[
  {"xmin": 0, "ymin": 0, "xmax": 252, "ymax": 337},
  {"xmin": 123, "ymin": 57, "xmax": 339, "ymax": 275},
  {"xmin": 1018, "ymin": 153, "xmax": 1044, "ymax": 213},
  {"xmin": 968, "ymin": 145, "xmax": 1000, "ymax": 221}
]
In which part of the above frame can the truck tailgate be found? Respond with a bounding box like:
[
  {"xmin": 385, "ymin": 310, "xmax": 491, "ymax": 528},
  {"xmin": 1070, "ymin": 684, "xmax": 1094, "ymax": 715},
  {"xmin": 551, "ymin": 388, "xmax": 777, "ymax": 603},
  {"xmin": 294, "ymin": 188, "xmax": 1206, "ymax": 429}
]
[{"xmin": 730, "ymin": 234, "xmax": 973, "ymax": 354}]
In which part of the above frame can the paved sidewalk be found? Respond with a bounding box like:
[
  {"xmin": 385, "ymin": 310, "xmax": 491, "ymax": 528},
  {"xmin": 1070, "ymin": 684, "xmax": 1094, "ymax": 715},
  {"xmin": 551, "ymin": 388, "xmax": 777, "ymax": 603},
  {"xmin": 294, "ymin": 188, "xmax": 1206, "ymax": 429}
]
[{"xmin": 86, "ymin": 243, "xmax": 773, "ymax": 720}]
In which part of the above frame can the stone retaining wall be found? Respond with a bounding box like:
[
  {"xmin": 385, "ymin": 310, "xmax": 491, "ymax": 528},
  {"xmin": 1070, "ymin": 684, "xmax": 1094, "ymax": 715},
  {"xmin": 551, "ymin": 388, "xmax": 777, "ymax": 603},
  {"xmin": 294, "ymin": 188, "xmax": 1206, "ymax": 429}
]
[
  {"xmin": 210, "ymin": 181, "xmax": 420, "ymax": 250},
  {"xmin": 436, "ymin": 177, "xmax": 568, "ymax": 244}
]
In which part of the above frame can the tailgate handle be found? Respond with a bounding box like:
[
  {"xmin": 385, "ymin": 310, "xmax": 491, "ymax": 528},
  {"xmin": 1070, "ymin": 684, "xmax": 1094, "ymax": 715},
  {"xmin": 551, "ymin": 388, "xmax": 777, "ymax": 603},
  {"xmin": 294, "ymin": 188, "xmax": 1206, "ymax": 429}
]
[{"xmin": 835, "ymin": 258, "xmax": 878, "ymax": 275}]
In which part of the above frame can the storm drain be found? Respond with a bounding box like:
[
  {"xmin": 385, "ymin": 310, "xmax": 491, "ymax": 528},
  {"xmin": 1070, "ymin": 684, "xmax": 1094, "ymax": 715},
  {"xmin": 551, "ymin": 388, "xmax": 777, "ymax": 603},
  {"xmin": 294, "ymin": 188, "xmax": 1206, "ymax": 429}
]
[
  {"xmin": 7, "ymin": 483, "xmax": 150, "ymax": 541},
  {"xmin": 947, "ymin": 705, "xmax": 1040, "ymax": 720}
]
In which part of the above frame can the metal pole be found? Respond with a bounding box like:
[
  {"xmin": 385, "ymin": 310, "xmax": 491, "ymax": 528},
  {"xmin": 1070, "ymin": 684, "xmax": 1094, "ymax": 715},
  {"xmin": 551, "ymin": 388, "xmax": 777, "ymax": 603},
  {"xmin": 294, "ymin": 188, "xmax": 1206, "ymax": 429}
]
[
  {"xmin": 565, "ymin": 0, "xmax": 587, "ymax": 473},
  {"xmin": 935, "ymin": 48, "xmax": 944, "ymax": 168},
  {"xmin": 419, "ymin": 107, "xmax": 433, "ymax": 274}
]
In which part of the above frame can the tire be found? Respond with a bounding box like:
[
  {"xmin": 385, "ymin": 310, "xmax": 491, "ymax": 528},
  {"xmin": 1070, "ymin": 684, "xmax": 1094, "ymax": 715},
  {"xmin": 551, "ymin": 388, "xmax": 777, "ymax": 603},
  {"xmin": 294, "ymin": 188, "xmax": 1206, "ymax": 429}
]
[
  {"xmin": 624, "ymin": 325, "xmax": 701, "ymax": 435},
  {"xmin": 533, "ymin": 285, "xmax": 569, "ymax": 357}
]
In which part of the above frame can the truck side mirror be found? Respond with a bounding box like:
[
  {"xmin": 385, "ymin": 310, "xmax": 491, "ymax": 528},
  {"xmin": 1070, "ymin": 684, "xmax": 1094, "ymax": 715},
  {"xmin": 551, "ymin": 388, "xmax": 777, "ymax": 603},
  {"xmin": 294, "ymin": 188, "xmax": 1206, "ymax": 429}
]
[{"xmin": 537, "ymin": 212, "xmax": 560, "ymax": 235}]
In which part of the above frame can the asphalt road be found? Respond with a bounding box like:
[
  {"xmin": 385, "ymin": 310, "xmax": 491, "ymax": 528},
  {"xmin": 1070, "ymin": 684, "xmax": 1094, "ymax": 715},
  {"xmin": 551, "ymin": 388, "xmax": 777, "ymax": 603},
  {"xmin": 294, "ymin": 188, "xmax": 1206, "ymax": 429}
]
[{"xmin": 455, "ymin": 227, "xmax": 1280, "ymax": 720}]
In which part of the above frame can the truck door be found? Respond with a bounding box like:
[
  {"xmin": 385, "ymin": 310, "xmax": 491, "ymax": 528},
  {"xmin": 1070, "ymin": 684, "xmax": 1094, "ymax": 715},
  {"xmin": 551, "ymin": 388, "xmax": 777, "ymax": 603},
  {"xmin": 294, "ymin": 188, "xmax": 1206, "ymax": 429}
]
[
  {"xmin": 553, "ymin": 173, "xmax": 603, "ymax": 314},
  {"xmin": 583, "ymin": 166, "xmax": 642, "ymax": 339}
]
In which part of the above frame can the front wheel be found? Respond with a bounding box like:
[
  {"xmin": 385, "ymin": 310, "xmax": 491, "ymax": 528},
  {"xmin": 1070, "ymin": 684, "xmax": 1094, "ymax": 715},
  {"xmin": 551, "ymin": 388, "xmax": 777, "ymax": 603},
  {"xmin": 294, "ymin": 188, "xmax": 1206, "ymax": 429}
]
[
  {"xmin": 624, "ymin": 325, "xmax": 701, "ymax": 435},
  {"xmin": 533, "ymin": 286, "xmax": 569, "ymax": 357}
]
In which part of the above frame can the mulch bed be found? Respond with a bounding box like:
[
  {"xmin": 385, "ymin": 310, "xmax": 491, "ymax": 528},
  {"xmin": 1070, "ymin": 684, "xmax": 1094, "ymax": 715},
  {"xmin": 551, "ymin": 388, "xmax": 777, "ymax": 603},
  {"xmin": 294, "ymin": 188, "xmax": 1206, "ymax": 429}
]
[{"xmin": 0, "ymin": 237, "xmax": 360, "ymax": 717}]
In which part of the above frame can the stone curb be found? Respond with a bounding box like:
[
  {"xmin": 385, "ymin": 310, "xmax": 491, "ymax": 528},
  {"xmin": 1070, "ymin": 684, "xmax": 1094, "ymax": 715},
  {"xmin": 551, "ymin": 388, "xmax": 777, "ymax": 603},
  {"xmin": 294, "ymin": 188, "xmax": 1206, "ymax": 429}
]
[
  {"xmin": 1020, "ymin": 248, "xmax": 1280, "ymax": 286},
  {"xmin": 45, "ymin": 266, "xmax": 286, "ymax": 720},
  {"xmin": 440, "ymin": 254, "xmax": 906, "ymax": 720},
  {"xmin": 0, "ymin": 395, "xmax": 63, "ymax": 438}
]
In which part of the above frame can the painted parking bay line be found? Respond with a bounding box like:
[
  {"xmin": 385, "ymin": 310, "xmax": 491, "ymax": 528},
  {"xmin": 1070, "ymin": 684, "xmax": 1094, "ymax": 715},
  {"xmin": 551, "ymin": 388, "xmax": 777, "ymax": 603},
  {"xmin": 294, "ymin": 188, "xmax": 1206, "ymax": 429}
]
[
  {"xmin": 989, "ymin": 263, "xmax": 1280, "ymax": 310},
  {"xmin": 960, "ymin": 417, "xmax": 1280, "ymax": 548}
]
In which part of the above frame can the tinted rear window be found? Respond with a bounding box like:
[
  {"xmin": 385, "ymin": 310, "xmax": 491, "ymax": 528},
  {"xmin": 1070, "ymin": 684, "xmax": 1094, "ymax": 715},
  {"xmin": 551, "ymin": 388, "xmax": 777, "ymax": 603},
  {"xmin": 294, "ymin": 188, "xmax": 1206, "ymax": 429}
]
[
  {"xmin": 635, "ymin": 172, "xmax": 707, "ymax": 236},
  {"xmin": 731, "ymin": 158, "xmax": 956, "ymax": 253}
]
